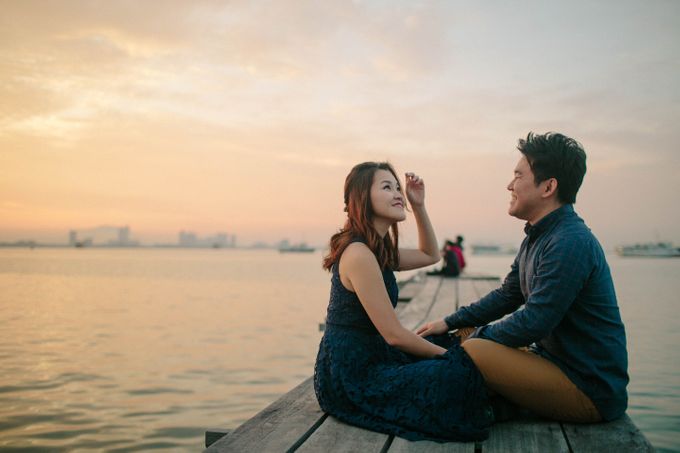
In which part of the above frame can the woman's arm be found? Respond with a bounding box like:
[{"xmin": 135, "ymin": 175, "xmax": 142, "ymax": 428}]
[
  {"xmin": 398, "ymin": 173, "xmax": 440, "ymax": 271},
  {"xmin": 341, "ymin": 242, "xmax": 447, "ymax": 358}
]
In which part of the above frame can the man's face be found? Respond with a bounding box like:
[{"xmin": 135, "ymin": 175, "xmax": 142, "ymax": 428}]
[{"xmin": 507, "ymin": 156, "xmax": 545, "ymax": 222}]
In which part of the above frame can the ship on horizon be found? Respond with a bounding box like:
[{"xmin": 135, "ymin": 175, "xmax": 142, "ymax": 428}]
[
  {"xmin": 470, "ymin": 244, "xmax": 518, "ymax": 256},
  {"xmin": 615, "ymin": 242, "xmax": 680, "ymax": 257},
  {"xmin": 278, "ymin": 242, "xmax": 315, "ymax": 253}
]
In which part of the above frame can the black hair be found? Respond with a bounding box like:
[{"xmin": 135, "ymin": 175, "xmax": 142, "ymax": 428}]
[{"xmin": 517, "ymin": 132, "xmax": 587, "ymax": 204}]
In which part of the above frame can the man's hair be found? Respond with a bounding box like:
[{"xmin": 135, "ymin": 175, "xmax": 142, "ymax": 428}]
[{"xmin": 517, "ymin": 132, "xmax": 587, "ymax": 204}]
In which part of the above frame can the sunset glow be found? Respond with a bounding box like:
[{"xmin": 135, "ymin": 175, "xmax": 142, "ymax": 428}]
[{"xmin": 2, "ymin": 1, "xmax": 679, "ymax": 248}]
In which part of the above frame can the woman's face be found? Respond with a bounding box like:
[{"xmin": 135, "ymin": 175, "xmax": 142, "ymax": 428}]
[{"xmin": 370, "ymin": 169, "xmax": 406, "ymax": 225}]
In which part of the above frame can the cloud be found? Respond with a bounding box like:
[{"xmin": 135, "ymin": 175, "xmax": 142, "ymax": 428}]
[{"xmin": 1, "ymin": 1, "xmax": 679, "ymax": 244}]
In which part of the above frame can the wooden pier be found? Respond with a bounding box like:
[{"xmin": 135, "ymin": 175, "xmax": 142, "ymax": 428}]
[{"xmin": 205, "ymin": 275, "xmax": 653, "ymax": 452}]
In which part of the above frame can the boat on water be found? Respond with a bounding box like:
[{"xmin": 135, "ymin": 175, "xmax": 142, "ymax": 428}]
[
  {"xmin": 615, "ymin": 242, "xmax": 680, "ymax": 257},
  {"xmin": 471, "ymin": 244, "xmax": 518, "ymax": 256},
  {"xmin": 278, "ymin": 243, "xmax": 316, "ymax": 253}
]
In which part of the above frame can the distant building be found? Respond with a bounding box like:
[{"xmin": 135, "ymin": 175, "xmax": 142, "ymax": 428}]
[
  {"xmin": 107, "ymin": 225, "xmax": 139, "ymax": 247},
  {"xmin": 178, "ymin": 231, "xmax": 235, "ymax": 248},
  {"xmin": 69, "ymin": 230, "xmax": 77, "ymax": 246},
  {"xmin": 179, "ymin": 231, "xmax": 198, "ymax": 247},
  {"xmin": 118, "ymin": 226, "xmax": 130, "ymax": 244}
]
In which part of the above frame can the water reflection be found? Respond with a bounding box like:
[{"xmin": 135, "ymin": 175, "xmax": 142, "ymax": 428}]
[
  {"xmin": 0, "ymin": 248, "xmax": 328, "ymax": 451},
  {"xmin": 0, "ymin": 249, "xmax": 677, "ymax": 451}
]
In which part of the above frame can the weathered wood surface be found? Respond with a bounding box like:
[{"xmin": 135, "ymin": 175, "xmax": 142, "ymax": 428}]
[
  {"xmin": 388, "ymin": 436, "xmax": 475, "ymax": 452},
  {"xmin": 204, "ymin": 377, "xmax": 324, "ymax": 452},
  {"xmin": 397, "ymin": 275, "xmax": 426, "ymax": 302},
  {"xmin": 205, "ymin": 274, "xmax": 653, "ymax": 452},
  {"xmin": 563, "ymin": 414, "xmax": 654, "ymax": 452},
  {"xmin": 397, "ymin": 276, "xmax": 443, "ymax": 330},
  {"xmin": 482, "ymin": 420, "xmax": 568, "ymax": 453},
  {"xmin": 296, "ymin": 416, "xmax": 390, "ymax": 452}
]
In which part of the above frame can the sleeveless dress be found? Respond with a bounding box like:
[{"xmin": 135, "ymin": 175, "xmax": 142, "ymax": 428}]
[{"xmin": 313, "ymin": 248, "xmax": 493, "ymax": 442}]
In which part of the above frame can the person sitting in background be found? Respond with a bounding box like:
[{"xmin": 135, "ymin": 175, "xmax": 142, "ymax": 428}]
[
  {"xmin": 429, "ymin": 236, "xmax": 465, "ymax": 277},
  {"xmin": 451, "ymin": 235, "xmax": 466, "ymax": 274}
]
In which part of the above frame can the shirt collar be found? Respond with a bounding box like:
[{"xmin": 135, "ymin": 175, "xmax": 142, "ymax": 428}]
[{"xmin": 524, "ymin": 204, "xmax": 574, "ymax": 237}]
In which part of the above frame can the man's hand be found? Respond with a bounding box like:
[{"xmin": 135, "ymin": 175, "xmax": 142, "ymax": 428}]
[{"xmin": 416, "ymin": 319, "xmax": 448, "ymax": 337}]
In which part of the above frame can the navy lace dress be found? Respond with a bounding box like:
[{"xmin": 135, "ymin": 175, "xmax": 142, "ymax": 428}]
[{"xmin": 313, "ymin": 256, "xmax": 492, "ymax": 442}]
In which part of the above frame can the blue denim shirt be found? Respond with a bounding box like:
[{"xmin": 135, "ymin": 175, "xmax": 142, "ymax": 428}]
[{"xmin": 445, "ymin": 205, "xmax": 628, "ymax": 420}]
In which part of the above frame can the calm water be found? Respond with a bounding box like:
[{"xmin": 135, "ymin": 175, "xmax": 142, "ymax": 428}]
[{"xmin": 0, "ymin": 248, "xmax": 678, "ymax": 451}]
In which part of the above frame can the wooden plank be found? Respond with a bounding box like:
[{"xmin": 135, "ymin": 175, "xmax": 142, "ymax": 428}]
[
  {"xmin": 395, "ymin": 301, "xmax": 409, "ymax": 315},
  {"xmin": 296, "ymin": 416, "xmax": 390, "ymax": 453},
  {"xmin": 398, "ymin": 278, "xmax": 426, "ymax": 302},
  {"xmin": 459, "ymin": 278, "xmax": 493, "ymax": 309},
  {"xmin": 399, "ymin": 276, "xmax": 443, "ymax": 330},
  {"xmin": 388, "ymin": 436, "xmax": 475, "ymax": 452},
  {"xmin": 480, "ymin": 420, "xmax": 569, "ymax": 453},
  {"xmin": 453, "ymin": 278, "xmax": 475, "ymax": 310},
  {"xmin": 204, "ymin": 377, "xmax": 323, "ymax": 452},
  {"xmin": 470, "ymin": 278, "xmax": 500, "ymax": 300},
  {"xmin": 562, "ymin": 415, "xmax": 654, "ymax": 452},
  {"xmin": 432, "ymin": 277, "xmax": 458, "ymax": 313},
  {"xmin": 428, "ymin": 277, "xmax": 480, "ymax": 321}
]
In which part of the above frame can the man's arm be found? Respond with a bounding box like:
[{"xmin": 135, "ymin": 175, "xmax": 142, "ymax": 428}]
[
  {"xmin": 444, "ymin": 253, "xmax": 525, "ymax": 329},
  {"xmin": 469, "ymin": 235, "xmax": 595, "ymax": 347}
]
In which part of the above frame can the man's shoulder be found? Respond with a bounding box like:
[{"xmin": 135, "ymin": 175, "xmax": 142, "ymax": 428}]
[
  {"xmin": 554, "ymin": 209, "xmax": 596, "ymax": 237},
  {"xmin": 544, "ymin": 216, "xmax": 606, "ymax": 262}
]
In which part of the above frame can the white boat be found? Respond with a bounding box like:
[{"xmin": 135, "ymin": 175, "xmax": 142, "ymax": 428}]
[
  {"xmin": 615, "ymin": 242, "xmax": 680, "ymax": 257},
  {"xmin": 279, "ymin": 243, "xmax": 315, "ymax": 253},
  {"xmin": 471, "ymin": 244, "xmax": 518, "ymax": 255}
]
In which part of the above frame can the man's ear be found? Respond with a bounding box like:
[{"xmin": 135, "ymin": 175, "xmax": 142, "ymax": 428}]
[{"xmin": 542, "ymin": 178, "xmax": 558, "ymax": 198}]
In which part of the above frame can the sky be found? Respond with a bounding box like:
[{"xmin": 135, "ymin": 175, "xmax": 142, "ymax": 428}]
[{"xmin": 1, "ymin": 0, "xmax": 679, "ymax": 249}]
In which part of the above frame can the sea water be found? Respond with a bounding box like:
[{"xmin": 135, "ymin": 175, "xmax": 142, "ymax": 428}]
[{"xmin": 0, "ymin": 248, "xmax": 678, "ymax": 451}]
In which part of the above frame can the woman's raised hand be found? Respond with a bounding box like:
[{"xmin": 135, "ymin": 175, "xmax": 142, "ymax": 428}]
[{"xmin": 405, "ymin": 172, "xmax": 425, "ymax": 207}]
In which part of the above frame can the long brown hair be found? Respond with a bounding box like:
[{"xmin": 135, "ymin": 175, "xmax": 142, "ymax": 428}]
[{"xmin": 322, "ymin": 162, "xmax": 402, "ymax": 271}]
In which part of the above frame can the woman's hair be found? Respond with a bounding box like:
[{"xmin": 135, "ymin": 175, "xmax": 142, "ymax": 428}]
[{"xmin": 322, "ymin": 162, "xmax": 402, "ymax": 271}]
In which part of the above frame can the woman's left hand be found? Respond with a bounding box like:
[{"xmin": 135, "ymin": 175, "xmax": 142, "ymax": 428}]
[{"xmin": 405, "ymin": 172, "xmax": 425, "ymax": 207}]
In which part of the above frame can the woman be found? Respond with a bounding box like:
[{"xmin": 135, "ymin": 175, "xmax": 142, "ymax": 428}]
[{"xmin": 313, "ymin": 162, "xmax": 492, "ymax": 442}]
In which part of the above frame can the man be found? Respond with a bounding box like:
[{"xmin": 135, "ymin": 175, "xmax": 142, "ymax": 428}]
[{"xmin": 417, "ymin": 132, "xmax": 628, "ymax": 422}]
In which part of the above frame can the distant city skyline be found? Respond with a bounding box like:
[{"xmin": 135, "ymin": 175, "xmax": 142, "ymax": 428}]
[{"xmin": 2, "ymin": 2, "xmax": 679, "ymax": 251}]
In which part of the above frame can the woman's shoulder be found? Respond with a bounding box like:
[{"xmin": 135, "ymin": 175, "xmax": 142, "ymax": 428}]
[
  {"xmin": 342, "ymin": 240, "xmax": 374, "ymax": 261},
  {"xmin": 340, "ymin": 241, "xmax": 383, "ymax": 272}
]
